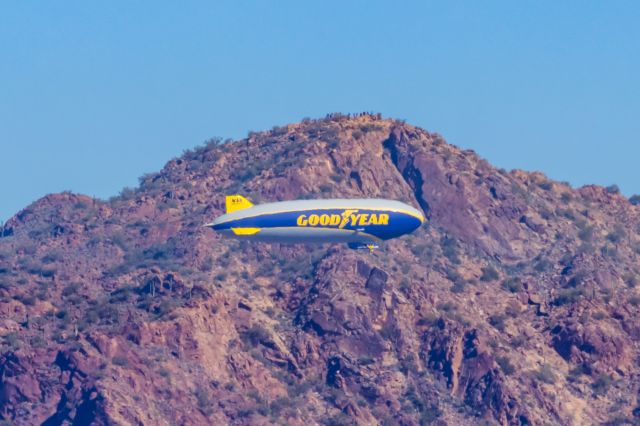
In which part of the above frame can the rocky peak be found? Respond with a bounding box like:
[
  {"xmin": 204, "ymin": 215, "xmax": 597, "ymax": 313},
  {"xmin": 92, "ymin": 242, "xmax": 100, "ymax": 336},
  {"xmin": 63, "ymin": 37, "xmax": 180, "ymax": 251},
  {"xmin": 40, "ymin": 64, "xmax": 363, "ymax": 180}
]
[{"xmin": 0, "ymin": 113, "xmax": 639, "ymax": 425}]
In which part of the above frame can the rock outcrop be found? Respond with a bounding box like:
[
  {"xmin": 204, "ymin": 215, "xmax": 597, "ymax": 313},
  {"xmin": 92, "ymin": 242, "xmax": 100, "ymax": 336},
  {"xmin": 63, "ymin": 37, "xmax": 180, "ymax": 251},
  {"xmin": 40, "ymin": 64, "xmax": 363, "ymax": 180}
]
[{"xmin": 0, "ymin": 113, "xmax": 638, "ymax": 425}]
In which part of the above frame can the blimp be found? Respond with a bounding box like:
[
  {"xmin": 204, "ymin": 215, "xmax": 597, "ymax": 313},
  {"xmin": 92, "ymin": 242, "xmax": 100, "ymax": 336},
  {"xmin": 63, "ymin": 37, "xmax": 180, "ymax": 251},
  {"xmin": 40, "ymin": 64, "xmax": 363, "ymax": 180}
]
[{"xmin": 205, "ymin": 195, "xmax": 425, "ymax": 250}]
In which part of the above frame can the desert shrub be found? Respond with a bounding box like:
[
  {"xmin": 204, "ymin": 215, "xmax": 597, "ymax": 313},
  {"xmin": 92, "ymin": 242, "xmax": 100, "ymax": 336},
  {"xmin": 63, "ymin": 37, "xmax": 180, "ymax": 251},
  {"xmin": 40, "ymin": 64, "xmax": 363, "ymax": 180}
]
[
  {"xmin": 399, "ymin": 278, "xmax": 411, "ymax": 293},
  {"xmin": 269, "ymin": 397, "xmax": 295, "ymax": 416},
  {"xmin": 118, "ymin": 187, "xmax": 136, "ymax": 201},
  {"xmin": 42, "ymin": 250, "xmax": 63, "ymax": 264},
  {"xmin": 480, "ymin": 266, "xmax": 500, "ymax": 282},
  {"xmin": 601, "ymin": 244, "xmax": 621, "ymax": 261},
  {"xmin": 445, "ymin": 267, "xmax": 463, "ymax": 283},
  {"xmin": 606, "ymin": 185, "xmax": 620, "ymax": 194},
  {"xmin": 110, "ymin": 232, "xmax": 128, "ymax": 250},
  {"xmin": 195, "ymin": 385, "xmax": 213, "ymax": 415},
  {"xmin": 19, "ymin": 259, "xmax": 43, "ymax": 275},
  {"xmin": 73, "ymin": 200, "xmax": 90, "ymax": 210},
  {"xmin": 488, "ymin": 314, "xmax": 507, "ymax": 331},
  {"xmin": 400, "ymin": 386, "xmax": 441, "ymax": 423},
  {"xmin": 630, "ymin": 195, "xmax": 640, "ymax": 206},
  {"xmin": 539, "ymin": 207, "xmax": 554, "ymax": 220},
  {"xmin": 538, "ymin": 181, "xmax": 553, "ymax": 191},
  {"xmin": 592, "ymin": 374, "xmax": 613, "ymax": 395},
  {"xmin": 501, "ymin": 278, "xmax": 522, "ymax": 293},
  {"xmin": 329, "ymin": 173, "xmax": 344, "ymax": 183},
  {"xmin": 496, "ymin": 356, "xmax": 516, "ymax": 375},
  {"xmin": 624, "ymin": 274, "xmax": 638, "ymax": 288},
  {"xmin": 441, "ymin": 236, "xmax": 460, "ymax": 265},
  {"xmin": 599, "ymin": 287, "xmax": 613, "ymax": 303},
  {"xmin": 557, "ymin": 208, "xmax": 576, "ymax": 220},
  {"xmin": 270, "ymin": 125, "xmax": 288, "ymax": 136},
  {"xmin": 505, "ymin": 301, "xmax": 521, "ymax": 318},
  {"xmin": 451, "ymin": 281, "xmax": 466, "ymax": 294},
  {"xmin": 628, "ymin": 295, "xmax": 640, "ymax": 307},
  {"xmin": 62, "ymin": 283, "xmax": 81, "ymax": 297},
  {"xmin": 567, "ymin": 364, "xmax": 589, "ymax": 382},
  {"xmin": 287, "ymin": 380, "xmax": 314, "ymax": 398},
  {"xmin": 16, "ymin": 242, "xmax": 37, "ymax": 255},
  {"xmin": 112, "ymin": 356, "xmax": 129, "ymax": 367},
  {"xmin": 15, "ymin": 294, "xmax": 36, "ymax": 306},
  {"xmin": 533, "ymin": 364, "xmax": 556, "ymax": 384},
  {"xmin": 577, "ymin": 243, "xmax": 596, "ymax": 255},
  {"xmin": 3, "ymin": 332, "xmax": 20, "ymax": 350},
  {"xmin": 567, "ymin": 271, "xmax": 587, "ymax": 287},
  {"xmin": 510, "ymin": 334, "xmax": 526, "ymax": 348},
  {"xmin": 240, "ymin": 324, "xmax": 270, "ymax": 347},
  {"xmin": 578, "ymin": 226, "xmax": 595, "ymax": 242},
  {"xmin": 554, "ymin": 287, "xmax": 587, "ymax": 305},
  {"xmin": 416, "ymin": 314, "xmax": 438, "ymax": 327},
  {"xmin": 158, "ymin": 199, "xmax": 179, "ymax": 211},
  {"xmin": 606, "ymin": 225, "xmax": 626, "ymax": 244},
  {"xmin": 109, "ymin": 285, "xmax": 135, "ymax": 303},
  {"xmin": 410, "ymin": 243, "xmax": 433, "ymax": 263},
  {"xmin": 323, "ymin": 414, "xmax": 351, "ymax": 426},
  {"xmin": 0, "ymin": 278, "xmax": 11, "ymax": 291},
  {"xmin": 379, "ymin": 323, "xmax": 397, "ymax": 341},
  {"xmin": 360, "ymin": 122, "xmax": 383, "ymax": 133},
  {"xmin": 318, "ymin": 183, "xmax": 332, "ymax": 194},
  {"xmin": 560, "ymin": 193, "xmax": 573, "ymax": 203},
  {"xmin": 31, "ymin": 335, "xmax": 47, "ymax": 348},
  {"xmin": 437, "ymin": 302, "xmax": 456, "ymax": 313}
]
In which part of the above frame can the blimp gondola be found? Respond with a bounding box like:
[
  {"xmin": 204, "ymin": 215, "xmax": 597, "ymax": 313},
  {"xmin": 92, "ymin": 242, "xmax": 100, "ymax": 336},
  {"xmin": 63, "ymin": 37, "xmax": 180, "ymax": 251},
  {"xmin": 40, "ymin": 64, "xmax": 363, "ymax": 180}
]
[{"xmin": 205, "ymin": 195, "xmax": 425, "ymax": 250}]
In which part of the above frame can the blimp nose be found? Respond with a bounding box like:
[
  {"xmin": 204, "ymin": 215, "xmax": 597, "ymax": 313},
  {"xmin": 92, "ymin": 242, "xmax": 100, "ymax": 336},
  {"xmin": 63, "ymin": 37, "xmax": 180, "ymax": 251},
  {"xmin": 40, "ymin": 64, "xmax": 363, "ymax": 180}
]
[{"xmin": 409, "ymin": 207, "xmax": 426, "ymax": 225}]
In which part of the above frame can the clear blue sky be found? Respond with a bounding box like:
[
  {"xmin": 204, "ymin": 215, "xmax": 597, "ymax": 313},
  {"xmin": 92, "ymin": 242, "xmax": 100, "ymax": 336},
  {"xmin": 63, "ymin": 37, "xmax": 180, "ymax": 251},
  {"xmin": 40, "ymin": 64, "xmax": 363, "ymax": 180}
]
[{"xmin": 1, "ymin": 1, "xmax": 638, "ymax": 221}]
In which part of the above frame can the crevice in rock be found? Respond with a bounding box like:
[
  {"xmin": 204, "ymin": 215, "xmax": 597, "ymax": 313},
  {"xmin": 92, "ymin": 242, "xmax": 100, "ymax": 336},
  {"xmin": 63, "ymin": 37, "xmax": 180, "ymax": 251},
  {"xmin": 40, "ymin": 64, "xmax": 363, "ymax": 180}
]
[{"xmin": 382, "ymin": 129, "xmax": 431, "ymax": 218}]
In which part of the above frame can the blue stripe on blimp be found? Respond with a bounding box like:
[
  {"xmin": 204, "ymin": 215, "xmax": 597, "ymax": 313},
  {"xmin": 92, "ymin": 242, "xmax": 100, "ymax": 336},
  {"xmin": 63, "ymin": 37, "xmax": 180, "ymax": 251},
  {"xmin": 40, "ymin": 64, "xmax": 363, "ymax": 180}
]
[{"xmin": 212, "ymin": 209, "xmax": 422, "ymax": 241}]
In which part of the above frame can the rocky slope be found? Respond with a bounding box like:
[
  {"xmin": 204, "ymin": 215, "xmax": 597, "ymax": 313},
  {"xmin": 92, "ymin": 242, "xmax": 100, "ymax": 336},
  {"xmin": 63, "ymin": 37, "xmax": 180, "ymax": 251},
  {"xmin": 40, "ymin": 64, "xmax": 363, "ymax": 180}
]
[{"xmin": 0, "ymin": 113, "xmax": 639, "ymax": 425}]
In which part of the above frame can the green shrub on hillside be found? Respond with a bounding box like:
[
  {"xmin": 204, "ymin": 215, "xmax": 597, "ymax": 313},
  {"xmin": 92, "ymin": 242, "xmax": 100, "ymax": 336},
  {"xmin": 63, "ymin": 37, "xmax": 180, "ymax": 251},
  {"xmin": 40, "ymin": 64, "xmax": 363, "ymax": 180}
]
[
  {"xmin": 606, "ymin": 225, "xmax": 626, "ymax": 244},
  {"xmin": 578, "ymin": 226, "xmax": 595, "ymax": 242},
  {"xmin": 496, "ymin": 356, "xmax": 516, "ymax": 375},
  {"xmin": 480, "ymin": 266, "xmax": 500, "ymax": 282},
  {"xmin": 606, "ymin": 185, "xmax": 620, "ymax": 194},
  {"xmin": 441, "ymin": 236, "xmax": 460, "ymax": 265},
  {"xmin": 489, "ymin": 314, "xmax": 507, "ymax": 331},
  {"xmin": 501, "ymin": 278, "xmax": 522, "ymax": 293},
  {"xmin": 533, "ymin": 364, "xmax": 556, "ymax": 384},
  {"xmin": 592, "ymin": 374, "xmax": 614, "ymax": 396},
  {"xmin": 554, "ymin": 287, "xmax": 587, "ymax": 305}
]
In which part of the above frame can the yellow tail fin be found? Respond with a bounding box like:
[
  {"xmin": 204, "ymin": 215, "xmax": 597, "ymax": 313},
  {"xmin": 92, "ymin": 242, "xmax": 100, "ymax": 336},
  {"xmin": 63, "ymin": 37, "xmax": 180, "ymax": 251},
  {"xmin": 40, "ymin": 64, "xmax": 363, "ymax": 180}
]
[{"xmin": 225, "ymin": 195, "xmax": 254, "ymax": 213}]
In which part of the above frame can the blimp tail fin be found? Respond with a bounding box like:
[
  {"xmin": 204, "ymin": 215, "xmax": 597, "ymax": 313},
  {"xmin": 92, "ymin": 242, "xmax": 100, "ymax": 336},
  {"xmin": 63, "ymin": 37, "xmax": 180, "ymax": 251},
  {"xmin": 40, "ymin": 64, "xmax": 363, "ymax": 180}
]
[{"xmin": 225, "ymin": 194, "xmax": 254, "ymax": 213}]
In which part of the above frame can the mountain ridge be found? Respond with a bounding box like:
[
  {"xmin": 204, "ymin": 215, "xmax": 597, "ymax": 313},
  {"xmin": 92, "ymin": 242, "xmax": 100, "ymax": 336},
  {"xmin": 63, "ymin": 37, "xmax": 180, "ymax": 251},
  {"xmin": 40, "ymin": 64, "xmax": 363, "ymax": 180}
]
[{"xmin": 0, "ymin": 113, "xmax": 639, "ymax": 425}]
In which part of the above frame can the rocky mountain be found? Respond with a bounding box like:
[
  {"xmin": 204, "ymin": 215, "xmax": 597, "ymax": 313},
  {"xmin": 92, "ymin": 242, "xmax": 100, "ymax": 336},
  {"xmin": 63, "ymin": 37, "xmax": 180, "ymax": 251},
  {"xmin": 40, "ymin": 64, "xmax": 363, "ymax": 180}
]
[{"xmin": 1, "ymin": 113, "xmax": 639, "ymax": 425}]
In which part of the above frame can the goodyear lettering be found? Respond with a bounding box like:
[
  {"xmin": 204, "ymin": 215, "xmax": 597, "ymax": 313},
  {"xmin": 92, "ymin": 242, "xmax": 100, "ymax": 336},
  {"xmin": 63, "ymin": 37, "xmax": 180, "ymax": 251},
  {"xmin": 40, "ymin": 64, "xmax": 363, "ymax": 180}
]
[{"xmin": 296, "ymin": 210, "xmax": 390, "ymax": 228}]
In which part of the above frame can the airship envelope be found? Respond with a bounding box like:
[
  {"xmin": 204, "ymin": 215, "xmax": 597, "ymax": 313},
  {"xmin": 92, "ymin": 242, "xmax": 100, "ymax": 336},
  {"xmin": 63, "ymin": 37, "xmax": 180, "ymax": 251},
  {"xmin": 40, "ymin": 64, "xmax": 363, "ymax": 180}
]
[{"xmin": 205, "ymin": 195, "xmax": 425, "ymax": 250}]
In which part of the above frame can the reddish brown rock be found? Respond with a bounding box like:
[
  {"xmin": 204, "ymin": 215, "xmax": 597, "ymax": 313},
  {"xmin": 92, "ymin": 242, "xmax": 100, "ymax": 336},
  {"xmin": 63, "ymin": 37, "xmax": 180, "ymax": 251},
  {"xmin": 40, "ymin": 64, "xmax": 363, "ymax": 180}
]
[{"xmin": 0, "ymin": 114, "xmax": 638, "ymax": 424}]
